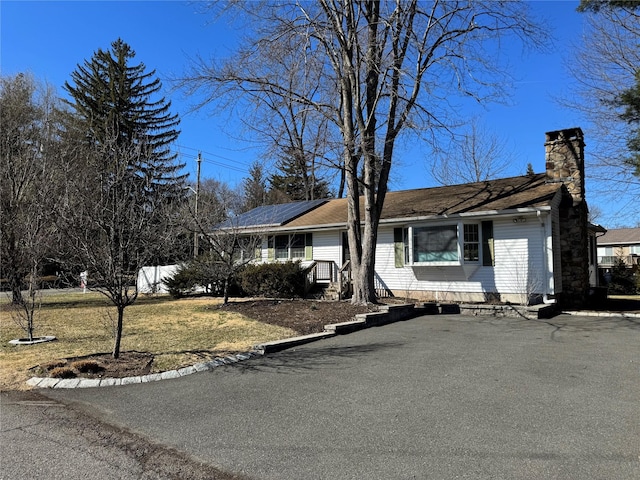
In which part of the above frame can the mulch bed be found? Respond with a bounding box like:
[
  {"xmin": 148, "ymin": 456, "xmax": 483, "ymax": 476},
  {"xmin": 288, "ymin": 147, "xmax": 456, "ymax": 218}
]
[
  {"xmin": 218, "ymin": 298, "xmax": 378, "ymax": 335},
  {"xmin": 32, "ymin": 352, "xmax": 154, "ymax": 379}
]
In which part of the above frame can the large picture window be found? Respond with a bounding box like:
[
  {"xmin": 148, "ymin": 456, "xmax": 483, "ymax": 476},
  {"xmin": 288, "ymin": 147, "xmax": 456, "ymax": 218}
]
[
  {"xmin": 398, "ymin": 222, "xmax": 488, "ymax": 266},
  {"xmin": 412, "ymin": 225, "xmax": 458, "ymax": 262}
]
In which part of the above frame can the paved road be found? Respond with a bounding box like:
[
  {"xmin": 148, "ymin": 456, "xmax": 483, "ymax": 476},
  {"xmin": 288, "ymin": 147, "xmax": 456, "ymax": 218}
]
[
  {"xmin": 0, "ymin": 390, "xmax": 246, "ymax": 479},
  {"xmin": 19, "ymin": 314, "xmax": 640, "ymax": 479}
]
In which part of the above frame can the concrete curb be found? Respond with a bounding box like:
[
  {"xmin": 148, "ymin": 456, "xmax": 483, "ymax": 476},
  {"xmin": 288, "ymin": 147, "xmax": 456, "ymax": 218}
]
[
  {"xmin": 26, "ymin": 351, "xmax": 264, "ymax": 389},
  {"xmin": 563, "ymin": 310, "xmax": 640, "ymax": 318},
  {"xmin": 254, "ymin": 332, "xmax": 336, "ymax": 354}
]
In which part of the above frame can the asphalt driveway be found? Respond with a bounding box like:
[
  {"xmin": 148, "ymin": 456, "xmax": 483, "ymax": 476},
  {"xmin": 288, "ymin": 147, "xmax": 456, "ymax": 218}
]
[{"xmin": 42, "ymin": 313, "xmax": 639, "ymax": 479}]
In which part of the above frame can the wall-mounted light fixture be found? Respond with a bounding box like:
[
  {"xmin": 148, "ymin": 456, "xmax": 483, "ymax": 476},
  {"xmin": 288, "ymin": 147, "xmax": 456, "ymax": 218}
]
[{"xmin": 513, "ymin": 217, "xmax": 527, "ymax": 223}]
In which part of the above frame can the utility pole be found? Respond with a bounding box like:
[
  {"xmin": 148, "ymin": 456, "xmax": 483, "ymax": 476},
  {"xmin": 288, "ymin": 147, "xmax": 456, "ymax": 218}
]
[{"xmin": 194, "ymin": 152, "xmax": 202, "ymax": 258}]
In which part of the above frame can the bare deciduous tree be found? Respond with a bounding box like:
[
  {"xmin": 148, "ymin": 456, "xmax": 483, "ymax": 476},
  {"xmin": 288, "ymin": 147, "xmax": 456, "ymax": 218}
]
[
  {"xmin": 430, "ymin": 120, "xmax": 514, "ymax": 186},
  {"xmin": 59, "ymin": 135, "xmax": 181, "ymax": 358},
  {"xmin": 563, "ymin": 3, "xmax": 640, "ymax": 222},
  {"xmin": 185, "ymin": 179, "xmax": 262, "ymax": 304},
  {"xmin": 184, "ymin": 0, "xmax": 547, "ymax": 304},
  {"xmin": 1, "ymin": 74, "xmax": 61, "ymax": 339}
]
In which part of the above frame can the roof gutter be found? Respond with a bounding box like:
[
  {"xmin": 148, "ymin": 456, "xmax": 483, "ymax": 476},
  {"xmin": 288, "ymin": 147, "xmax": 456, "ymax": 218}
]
[{"xmin": 378, "ymin": 206, "xmax": 552, "ymax": 226}]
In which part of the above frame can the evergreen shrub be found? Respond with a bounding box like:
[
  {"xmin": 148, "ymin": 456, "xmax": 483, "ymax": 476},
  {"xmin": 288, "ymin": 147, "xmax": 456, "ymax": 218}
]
[
  {"xmin": 165, "ymin": 258, "xmax": 245, "ymax": 299},
  {"xmin": 240, "ymin": 261, "xmax": 306, "ymax": 298},
  {"xmin": 608, "ymin": 258, "xmax": 638, "ymax": 295},
  {"xmin": 164, "ymin": 263, "xmax": 201, "ymax": 298}
]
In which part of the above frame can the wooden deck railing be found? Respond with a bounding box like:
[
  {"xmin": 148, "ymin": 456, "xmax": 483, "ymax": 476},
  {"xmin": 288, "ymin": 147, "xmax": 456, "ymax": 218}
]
[
  {"xmin": 304, "ymin": 260, "xmax": 339, "ymax": 294},
  {"xmin": 303, "ymin": 260, "xmax": 392, "ymax": 300}
]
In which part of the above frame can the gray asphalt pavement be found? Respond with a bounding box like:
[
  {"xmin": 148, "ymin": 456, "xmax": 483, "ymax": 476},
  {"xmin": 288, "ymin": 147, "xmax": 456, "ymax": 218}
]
[
  {"xmin": 1, "ymin": 391, "xmax": 143, "ymax": 480},
  {"xmin": 15, "ymin": 314, "xmax": 640, "ymax": 479},
  {"xmin": 0, "ymin": 390, "xmax": 248, "ymax": 479}
]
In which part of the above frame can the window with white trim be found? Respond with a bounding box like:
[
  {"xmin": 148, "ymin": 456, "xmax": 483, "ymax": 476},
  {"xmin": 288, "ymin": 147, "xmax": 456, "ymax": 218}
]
[
  {"xmin": 399, "ymin": 222, "xmax": 485, "ymax": 266},
  {"xmin": 412, "ymin": 225, "xmax": 458, "ymax": 263},
  {"xmin": 463, "ymin": 224, "xmax": 480, "ymax": 262},
  {"xmin": 270, "ymin": 233, "xmax": 308, "ymax": 260},
  {"xmin": 289, "ymin": 234, "xmax": 305, "ymax": 259}
]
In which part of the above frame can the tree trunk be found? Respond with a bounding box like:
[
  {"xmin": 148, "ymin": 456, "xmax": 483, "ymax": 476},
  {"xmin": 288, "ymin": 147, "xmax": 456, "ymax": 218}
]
[
  {"xmin": 26, "ymin": 309, "xmax": 35, "ymax": 342},
  {"xmin": 112, "ymin": 305, "xmax": 124, "ymax": 358},
  {"xmin": 345, "ymin": 154, "xmax": 378, "ymax": 305},
  {"xmin": 11, "ymin": 285, "xmax": 22, "ymax": 306},
  {"xmin": 223, "ymin": 276, "xmax": 230, "ymax": 305},
  {"xmin": 350, "ymin": 252, "xmax": 377, "ymax": 305},
  {"xmin": 10, "ymin": 260, "xmax": 23, "ymax": 304},
  {"xmin": 26, "ymin": 273, "xmax": 36, "ymax": 342}
]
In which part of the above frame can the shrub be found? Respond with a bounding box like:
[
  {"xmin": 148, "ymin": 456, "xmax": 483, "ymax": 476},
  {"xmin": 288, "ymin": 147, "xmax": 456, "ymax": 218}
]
[
  {"xmin": 42, "ymin": 360, "xmax": 67, "ymax": 371},
  {"xmin": 240, "ymin": 261, "xmax": 306, "ymax": 298},
  {"xmin": 49, "ymin": 367, "xmax": 77, "ymax": 379},
  {"xmin": 71, "ymin": 360, "xmax": 105, "ymax": 374},
  {"xmin": 164, "ymin": 262, "xmax": 200, "ymax": 298},
  {"xmin": 608, "ymin": 258, "xmax": 637, "ymax": 295},
  {"xmin": 165, "ymin": 257, "xmax": 246, "ymax": 299}
]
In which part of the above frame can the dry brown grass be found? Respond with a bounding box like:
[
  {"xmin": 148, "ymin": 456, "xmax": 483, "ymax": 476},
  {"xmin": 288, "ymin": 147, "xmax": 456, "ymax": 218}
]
[{"xmin": 0, "ymin": 292, "xmax": 296, "ymax": 391}]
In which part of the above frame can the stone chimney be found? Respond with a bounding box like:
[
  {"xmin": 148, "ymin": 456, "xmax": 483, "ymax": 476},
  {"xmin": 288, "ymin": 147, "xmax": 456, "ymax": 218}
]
[
  {"xmin": 545, "ymin": 127, "xmax": 585, "ymax": 204},
  {"xmin": 545, "ymin": 127, "xmax": 589, "ymax": 309}
]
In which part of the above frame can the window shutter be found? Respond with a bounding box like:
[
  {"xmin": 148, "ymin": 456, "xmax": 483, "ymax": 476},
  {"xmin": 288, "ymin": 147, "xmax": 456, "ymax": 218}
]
[
  {"xmin": 305, "ymin": 233, "xmax": 313, "ymax": 260},
  {"xmin": 394, "ymin": 228, "xmax": 404, "ymax": 268},
  {"xmin": 267, "ymin": 236, "xmax": 275, "ymax": 261},
  {"xmin": 482, "ymin": 221, "xmax": 494, "ymax": 266}
]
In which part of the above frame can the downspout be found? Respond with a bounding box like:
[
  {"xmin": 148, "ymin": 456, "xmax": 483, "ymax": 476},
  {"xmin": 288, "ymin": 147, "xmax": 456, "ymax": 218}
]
[{"xmin": 538, "ymin": 211, "xmax": 556, "ymax": 304}]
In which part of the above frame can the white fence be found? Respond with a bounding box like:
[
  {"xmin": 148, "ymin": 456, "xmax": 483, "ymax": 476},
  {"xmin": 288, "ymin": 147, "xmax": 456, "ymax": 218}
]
[{"xmin": 136, "ymin": 264, "xmax": 180, "ymax": 294}]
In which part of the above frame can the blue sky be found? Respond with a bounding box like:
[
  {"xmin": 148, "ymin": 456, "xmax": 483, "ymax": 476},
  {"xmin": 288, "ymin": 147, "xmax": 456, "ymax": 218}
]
[{"xmin": 2, "ymin": 1, "xmax": 634, "ymax": 227}]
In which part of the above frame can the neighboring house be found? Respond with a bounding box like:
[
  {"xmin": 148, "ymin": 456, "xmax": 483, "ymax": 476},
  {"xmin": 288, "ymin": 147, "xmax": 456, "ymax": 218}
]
[
  {"xmin": 216, "ymin": 128, "xmax": 598, "ymax": 308},
  {"xmin": 597, "ymin": 228, "xmax": 640, "ymax": 270}
]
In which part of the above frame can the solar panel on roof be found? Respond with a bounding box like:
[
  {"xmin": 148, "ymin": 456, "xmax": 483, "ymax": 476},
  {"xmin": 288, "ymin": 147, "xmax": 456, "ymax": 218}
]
[{"xmin": 214, "ymin": 199, "xmax": 327, "ymax": 230}]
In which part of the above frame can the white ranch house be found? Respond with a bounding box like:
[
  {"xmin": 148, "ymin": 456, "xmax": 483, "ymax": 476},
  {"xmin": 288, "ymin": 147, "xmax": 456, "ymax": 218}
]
[{"xmin": 214, "ymin": 128, "xmax": 601, "ymax": 309}]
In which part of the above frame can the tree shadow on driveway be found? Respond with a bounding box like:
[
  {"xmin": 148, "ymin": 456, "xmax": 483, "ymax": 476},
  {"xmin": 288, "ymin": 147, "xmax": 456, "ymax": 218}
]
[
  {"xmin": 232, "ymin": 341, "xmax": 404, "ymax": 375},
  {"xmin": 467, "ymin": 312, "xmax": 640, "ymax": 342}
]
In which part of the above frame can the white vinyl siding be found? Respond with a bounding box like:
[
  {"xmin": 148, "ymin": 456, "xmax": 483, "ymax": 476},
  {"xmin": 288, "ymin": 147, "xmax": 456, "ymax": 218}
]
[
  {"xmin": 308, "ymin": 230, "xmax": 341, "ymax": 263},
  {"xmin": 254, "ymin": 216, "xmax": 554, "ymax": 302},
  {"xmin": 375, "ymin": 219, "xmax": 551, "ymax": 299},
  {"xmin": 258, "ymin": 230, "xmax": 341, "ymax": 265},
  {"xmin": 375, "ymin": 227, "xmax": 491, "ymax": 294},
  {"xmin": 493, "ymin": 220, "xmax": 544, "ymax": 295}
]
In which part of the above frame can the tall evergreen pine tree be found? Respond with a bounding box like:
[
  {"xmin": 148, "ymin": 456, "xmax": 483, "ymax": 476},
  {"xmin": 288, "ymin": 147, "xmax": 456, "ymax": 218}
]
[
  {"xmin": 63, "ymin": 38, "xmax": 186, "ymax": 197},
  {"xmin": 618, "ymin": 70, "xmax": 640, "ymax": 176},
  {"xmin": 269, "ymin": 151, "xmax": 331, "ymax": 202}
]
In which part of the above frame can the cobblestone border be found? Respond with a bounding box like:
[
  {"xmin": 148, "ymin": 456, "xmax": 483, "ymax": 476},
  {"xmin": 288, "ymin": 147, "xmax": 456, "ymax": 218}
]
[{"xmin": 26, "ymin": 351, "xmax": 262, "ymax": 389}]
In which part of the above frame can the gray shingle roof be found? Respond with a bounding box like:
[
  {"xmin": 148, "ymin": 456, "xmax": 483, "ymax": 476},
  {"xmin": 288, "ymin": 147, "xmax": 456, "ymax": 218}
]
[
  {"xmin": 286, "ymin": 174, "xmax": 561, "ymax": 228},
  {"xmin": 597, "ymin": 228, "xmax": 640, "ymax": 246}
]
